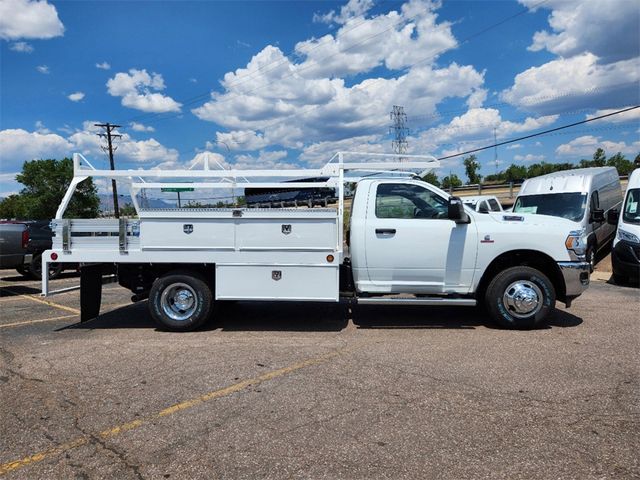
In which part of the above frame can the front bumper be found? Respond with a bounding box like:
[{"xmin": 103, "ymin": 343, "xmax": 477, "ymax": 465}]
[
  {"xmin": 611, "ymin": 240, "xmax": 640, "ymax": 280},
  {"xmin": 557, "ymin": 261, "xmax": 590, "ymax": 300}
]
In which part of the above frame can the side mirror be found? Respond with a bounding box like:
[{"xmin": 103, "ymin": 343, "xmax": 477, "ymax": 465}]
[
  {"xmin": 448, "ymin": 197, "xmax": 470, "ymax": 224},
  {"xmin": 590, "ymin": 208, "xmax": 605, "ymax": 223},
  {"xmin": 607, "ymin": 209, "xmax": 619, "ymax": 225}
]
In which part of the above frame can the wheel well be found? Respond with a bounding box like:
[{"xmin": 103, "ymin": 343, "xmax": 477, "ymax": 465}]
[
  {"xmin": 476, "ymin": 250, "xmax": 566, "ymax": 304},
  {"xmin": 117, "ymin": 263, "xmax": 215, "ymax": 294}
]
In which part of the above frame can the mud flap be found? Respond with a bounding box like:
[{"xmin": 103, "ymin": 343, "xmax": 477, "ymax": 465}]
[{"xmin": 80, "ymin": 264, "xmax": 103, "ymax": 322}]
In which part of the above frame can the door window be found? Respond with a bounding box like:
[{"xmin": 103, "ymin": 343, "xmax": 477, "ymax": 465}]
[
  {"xmin": 375, "ymin": 183, "xmax": 448, "ymax": 219},
  {"xmin": 590, "ymin": 191, "xmax": 600, "ymax": 211},
  {"xmin": 488, "ymin": 199, "xmax": 501, "ymax": 211}
]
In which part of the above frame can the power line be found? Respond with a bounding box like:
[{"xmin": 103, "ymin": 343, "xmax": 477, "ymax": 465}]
[{"xmin": 436, "ymin": 105, "xmax": 640, "ymax": 161}]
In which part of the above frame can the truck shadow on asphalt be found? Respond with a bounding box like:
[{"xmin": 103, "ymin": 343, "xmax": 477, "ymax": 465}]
[
  {"xmin": 353, "ymin": 305, "xmax": 582, "ymax": 330},
  {"xmin": 64, "ymin": 301, "xmax": 583, "ymax": 332},
  {"xmin": 0, "ymin": 284, "xmax": 42, "ymax": 296}
]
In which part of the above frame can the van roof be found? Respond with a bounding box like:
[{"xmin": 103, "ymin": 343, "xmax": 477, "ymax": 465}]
[
  {"xmin": 519, "ymin": 167, "xmax": 618, "ymax": 195},
  {"xmin": 628, "ymin": 168, "xmax": 640, "ymax": 189}
]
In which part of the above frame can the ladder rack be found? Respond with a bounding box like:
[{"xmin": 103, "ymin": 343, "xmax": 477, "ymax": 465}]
[{"xmin": 56, "ymin": 151, "xmax": 439, "ymax": 219}]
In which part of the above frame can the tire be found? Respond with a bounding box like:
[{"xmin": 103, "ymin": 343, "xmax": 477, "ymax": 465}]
[
  {"xmin": 585, "ymin": 245, "xmax": 595, "ymax": 273},
  {"xmin": 485, "ymin": 266, "xmax": 556, "ymax": 329},
  {"xmin": 612, "ymin": 273, "xmax": 627, "ymax": 285},
  {"xmin": 16, "ymin": 265, "xmax": 29, "ymax": 277},
  {"xmin": 29, "ymin": 255, "xmax": 63, "ymax": 280},
  {"xmin": 148, "ymin": 271, "xmax": 213, "ymax": 331}
]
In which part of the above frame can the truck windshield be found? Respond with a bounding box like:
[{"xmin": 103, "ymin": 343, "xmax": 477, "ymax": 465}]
[
  {"xmin": 513, "ymin": 193, "xmax": 587, "ymax": 222},
  {"xmin": 622, "ymin": 188, "xmax": 640, "ymax": 225}
]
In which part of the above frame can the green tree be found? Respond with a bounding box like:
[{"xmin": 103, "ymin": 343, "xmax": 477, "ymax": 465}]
[
  {"xmin": 441, "ymin": 174, "xmax": 462, "ymax": 189},
  {"xmin": 504, "ymin": 164, "xmax": 528, "ymax": 181},
  {"xmin": 0, "ymin": 194, "xmax": 26, "ymax": 219},
  {"xmin": 606, "ymin": 152, "xmax": 634, "ymax": 175},
  {"xmin": 119, "ymin": 202, "xmax": 137, "ymax": 217},
  {"xmin": 0, "ymin": 158, "xmax": 100, "ymax": 220},
  {"xmin": 579, "ymin": 147, "xmax": 607, "ymax": 168},
  {"xmin": 592, "ymin": 147, "xmax": 607, "ymax": 167},
  {"xmin": 421, "ymin": 171, "xmax": 441, "ymax": 187},
  {"xmin": 463, "ymin": 155, "xmax": 482, "ymax": 184}
]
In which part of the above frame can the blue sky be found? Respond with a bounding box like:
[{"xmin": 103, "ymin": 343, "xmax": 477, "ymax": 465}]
[{"xmin": 1, "ymin": 0, "xmax": 639, "ymax": 197}]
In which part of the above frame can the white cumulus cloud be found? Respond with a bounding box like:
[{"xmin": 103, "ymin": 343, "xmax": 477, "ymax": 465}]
[
  {"xmin": 521, "ymin": 0, "xmax": 639, "ymax": 63},
  {"xmin": 0, "ymin": 128, "xmax": 72, "ymax": 170},
  {"xmin": 503, "ymin": 1, "xmax": 640, "ymax": 114},
  {"xmin": 314, "ymin": 0, "xmax": 374, "ymax": 24},
  {"xmin": 556, "ymin": 135, "xmax": 640, "ymax": 157},
  {"xmin": 9, "ymin": 41, "xmax": 32, "ymax": 52},
  {"xmin": 191, "ymin": 0, "xmax": 482, "ymax": 159},
  {"xmin": 67, "ymin": 92, "xmax": 85, "ymax": 102},
  {"xmin": 107, "ymin": 69, "xmax": 182, "ymax": 113},
  {"xmin": 586, "ymin": 106, "xmax": 640, "ymax": 124},
  {"xmin": 36, "ymin": 65, "xmax": 49, "ymax": 74},
  {"xmin": 0, "ymin": 0, "xmax": 64, "ymax": 40},
  {"xmin": 130, "ymin": 122, "xmax": 155, "ymax": 132},
  {"xmin": 514, "ymin": 154, "xmax": 545, "ymax": 163},
  {"xmin": 96, "ymin": 61, "xmax": 111, "ymax": 70}
]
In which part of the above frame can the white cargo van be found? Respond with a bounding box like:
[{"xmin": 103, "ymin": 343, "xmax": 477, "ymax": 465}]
[
  {"xmin": 609, "ymin": 169, "xmax": 640, "ymax": 283},
  {"xmin": 512, "ymin": 167, "xmax": 622, "ymax": 270}
]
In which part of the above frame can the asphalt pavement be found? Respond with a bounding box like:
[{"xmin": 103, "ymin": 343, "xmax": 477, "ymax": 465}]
[{"xmin": 0, "ymin": 266, "xmax": 638, "ymax": 479}]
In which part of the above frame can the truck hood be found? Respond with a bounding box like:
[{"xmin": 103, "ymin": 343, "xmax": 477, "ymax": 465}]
[{"xmin": 484, "ymin": 211, "xmax": 580, "ymax": 230}]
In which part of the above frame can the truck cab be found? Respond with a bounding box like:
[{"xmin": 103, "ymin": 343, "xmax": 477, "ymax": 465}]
[{"xmin": 349, "ymin": 179, "xmax": 590, "ymax": 327}]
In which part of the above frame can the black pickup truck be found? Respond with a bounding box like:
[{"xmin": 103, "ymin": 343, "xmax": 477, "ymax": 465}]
[{"xmin": 0, "ymin": 220, "xmax": 73, "ymax": 279}]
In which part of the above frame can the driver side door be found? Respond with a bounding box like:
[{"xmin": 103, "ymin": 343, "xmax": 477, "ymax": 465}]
[{"xmin": 364, "ymin": 182, "xmax": 478, "ymax": 294}]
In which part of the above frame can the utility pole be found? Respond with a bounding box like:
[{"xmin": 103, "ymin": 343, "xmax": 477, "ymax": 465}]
[
  {"xmin": 389, "ymin": 105, "xmax": 409, "ymax": 163},
  {"xmin": 95, "ymin": 123, "xmax": 122, "ymax": 218},
  {"xmin": 493, "ymin": 127, "xmax": 498, "ymax": 173}
]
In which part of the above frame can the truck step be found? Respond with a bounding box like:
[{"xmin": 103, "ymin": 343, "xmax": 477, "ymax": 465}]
[{"xmin": 356, "ymin": 297, "xmax": 476, "ymax": 307}]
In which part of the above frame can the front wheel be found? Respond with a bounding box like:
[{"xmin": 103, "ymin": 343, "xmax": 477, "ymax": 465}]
[
  {"xmin": 485, "ymin": 266, "xmax": 556, "ymax": 329},
  {"xmin": 585, "ymin": 246, "xmax": 595, "ymax": 273},
  {"xmin": 148, "ymin": 271, "xmax": 213, "ymax": 331}
]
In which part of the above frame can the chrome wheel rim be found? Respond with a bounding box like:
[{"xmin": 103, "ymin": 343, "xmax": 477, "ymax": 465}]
[
  {"xmin": 160, "ymin": 283, "xmax": 198, "ymax": 321},
  {"xmin": 502, "ymin": 280, "xmax": 543, "ymax": 319}
]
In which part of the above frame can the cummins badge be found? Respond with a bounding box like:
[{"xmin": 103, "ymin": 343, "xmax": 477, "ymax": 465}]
[
  {"xmin": 282, "ymin": 224, "xmax": 292, "ymax": 235},
  {"xmin": 183, "ymin": 224, "xmax": 194, "ymax": 234},
  {"xmin": 272, "ymin": 270, "xmax": 282, "ymax": 281}
]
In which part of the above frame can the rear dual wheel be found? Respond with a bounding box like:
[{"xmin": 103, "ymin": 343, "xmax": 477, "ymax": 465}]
[
  {"xmin": 149, "ymin": 271, "xmax": 213, "ymax": 331},
  {"xmin": 485, "ymin": 266, "xmax": 556, "ymax": 329}
]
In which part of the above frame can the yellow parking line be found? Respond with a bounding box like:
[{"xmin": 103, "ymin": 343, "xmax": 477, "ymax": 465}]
[
  {"xmin": 0, "ymin": 288, "xmax": 80, "ymax": 315},
  {"xmin": 0, "ymin": 345, "xmax": 354, "ymax": 476},
  {"xmin": 0, "ymin": 314, "xmax": 78, "ymax": 329}
]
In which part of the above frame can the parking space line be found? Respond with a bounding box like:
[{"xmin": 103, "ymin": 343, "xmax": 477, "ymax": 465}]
[
  {"xmin": 0, "ymin": 287, "xmax": 80, "ymax": 315},
  {"xmin": 0, "ymin": 314, "xmax": 78, "ymax": 329},
  {"xmin": 0, "ymin": 343, "xmax": 358, "ymax": 476}
]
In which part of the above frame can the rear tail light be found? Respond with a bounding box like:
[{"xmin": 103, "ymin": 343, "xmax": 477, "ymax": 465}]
[{"xmin": 21, "ymin": 229, "xmax": 29, "ymax": 249}]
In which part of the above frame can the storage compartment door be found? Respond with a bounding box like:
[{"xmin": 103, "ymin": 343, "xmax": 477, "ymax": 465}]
[{"xmin": 216, "ymin": 265, "xmax": 339, "ymax": 301}]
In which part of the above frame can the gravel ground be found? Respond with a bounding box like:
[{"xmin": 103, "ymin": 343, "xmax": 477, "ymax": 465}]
[{"xmin": 0, "ymin": 265, "xmax": 638, "ymax": 480}]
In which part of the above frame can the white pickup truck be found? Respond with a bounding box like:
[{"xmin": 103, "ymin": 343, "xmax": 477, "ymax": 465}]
[{"xmin": 42, "ymin": 152, "xmax": 591, "ymax": 331}]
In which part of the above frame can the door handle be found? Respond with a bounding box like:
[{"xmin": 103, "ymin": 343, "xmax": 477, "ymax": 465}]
[{"xmin": 375, "ymin": 228, "xmax": 396, "ymax": 235}]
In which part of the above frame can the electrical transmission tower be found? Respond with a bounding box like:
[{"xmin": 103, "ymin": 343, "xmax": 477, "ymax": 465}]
[
  {"xmin": 389, "ymin": 105, "xmax": 409, "ymax": 162},
  {"xmin": 95, "ymin": 123, "xmax": 122, "ymax": 218}
]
